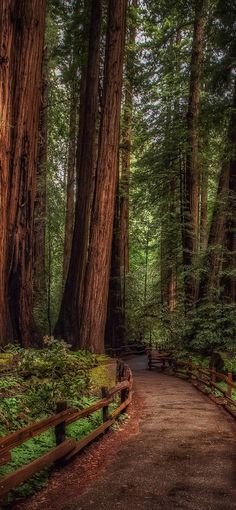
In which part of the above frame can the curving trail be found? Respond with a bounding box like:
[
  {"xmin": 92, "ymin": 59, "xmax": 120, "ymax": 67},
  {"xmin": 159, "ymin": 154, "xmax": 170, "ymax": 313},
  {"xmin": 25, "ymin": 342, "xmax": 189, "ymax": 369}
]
[
  {"xmin": 13, "ymin": 356, "xmax": 236, "ymax": 510},
  {"xmin": 71, "ymin": 355, "xmax": 236, "ymax": 510}
]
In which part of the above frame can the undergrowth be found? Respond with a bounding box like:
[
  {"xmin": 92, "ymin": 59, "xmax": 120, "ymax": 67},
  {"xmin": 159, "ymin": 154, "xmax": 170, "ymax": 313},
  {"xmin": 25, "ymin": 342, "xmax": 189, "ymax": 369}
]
[{"xmin": 0, "ymin": 339, "xmax": 117, "ymax": 504}]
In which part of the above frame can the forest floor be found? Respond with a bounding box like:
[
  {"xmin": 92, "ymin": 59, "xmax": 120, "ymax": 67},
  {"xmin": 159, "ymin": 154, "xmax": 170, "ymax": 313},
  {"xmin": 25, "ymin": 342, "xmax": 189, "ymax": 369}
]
[{"xmin": 12, "ymin": 356, "xmax": 236, "ymax": 510}]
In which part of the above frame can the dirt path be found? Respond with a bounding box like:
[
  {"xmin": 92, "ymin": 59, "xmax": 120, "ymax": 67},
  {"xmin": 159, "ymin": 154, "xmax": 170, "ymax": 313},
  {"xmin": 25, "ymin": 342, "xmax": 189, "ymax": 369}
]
[{"xmin": 15, "ymin": 356, "xmax": 236, "ymax": 510}]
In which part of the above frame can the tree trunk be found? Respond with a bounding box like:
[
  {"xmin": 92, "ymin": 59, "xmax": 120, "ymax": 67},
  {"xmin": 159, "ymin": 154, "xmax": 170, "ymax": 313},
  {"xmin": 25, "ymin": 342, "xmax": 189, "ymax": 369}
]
[
  {"xmin": 199, "ymin": 80, "xmax": 236, "ymax": 302},
  {"xmin": 200, "ymin": 166, "xmax": 208, "ymax": 252},
  {"xmin": 63, "ymin": 83, "xmax": 78, "ymax": 282},
  {"xmin": 120, "ymin": 0, "xmax": 138, "ymax": 280},
  {"xmin": 182, "ymin": 0, "xmax": 206, "ymax": 308},
  {"xmin": 105, "ymin": 177, "xmax": 125, "ymax": 350},
  {"xmin": 34, "ymin": 53, "xmax": 48, "ymax": 331},
  {"xmin": 0, "ymin": 0, "xmax": 46, "ymax": 346},
  {"xmin": 79, "ymin": 0, "xmax": 127, "ymax": 353},
  {"xmin": 54, "ymin": 0, "xmax": 101, "ymax": 344},
  {"xmin": 0, "ymin": 0, "xmax": 13, "ymax": 345},
  {"xmin": 220, "ymin": 81, "xmax": 236, "ymax": 302}
]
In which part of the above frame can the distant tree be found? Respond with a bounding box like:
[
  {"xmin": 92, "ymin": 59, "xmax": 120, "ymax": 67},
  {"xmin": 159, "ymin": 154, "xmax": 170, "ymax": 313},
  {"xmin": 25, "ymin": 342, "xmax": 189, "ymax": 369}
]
[
  {"xmin": 182, "ymin": 0, "xmax": 207, "ymax": 309},
  {"xmin": 199, "ymin": 80, "xmax": 236, "ymax": 303}
]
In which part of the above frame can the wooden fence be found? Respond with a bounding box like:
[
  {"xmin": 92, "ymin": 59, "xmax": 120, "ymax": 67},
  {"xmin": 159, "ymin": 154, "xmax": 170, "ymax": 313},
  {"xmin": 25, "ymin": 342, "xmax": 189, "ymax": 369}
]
[
  {"xmin": 0, "ymin": 361, "xmax": 133, "ymax": 499},
  {"xmin": 148, "ymin": 350, "xmax": 236, "ymax": 419}
]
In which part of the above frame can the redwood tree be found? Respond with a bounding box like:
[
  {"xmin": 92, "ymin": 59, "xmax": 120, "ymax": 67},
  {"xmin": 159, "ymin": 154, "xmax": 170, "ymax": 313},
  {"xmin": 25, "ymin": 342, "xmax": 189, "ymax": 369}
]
[
  {"xmin": 79, "ymin": 0, "xmax": 127, "ymax": 352},
  {"xmin": 199, "ymin": 80, "xmax": 236, "ymax": 302},
  {"xmin": 55, "ymin": 0, "xmax": 102, "ymax": 344},
  {"xmin": 182, "ymin": 0, "xmax": 207, "ymax": 308},
  {"xmin": 34, "ymin": 53, "xmax": 48, "ymax": 330},
  {"xmin": 0, "ymin": 0, "xmax": 46, "ymax": 346},
  {"xmin": 120, "ymin": 0, "xmax": 138, "ymax": 281},
  {"xmin": 63, "ymin": 82, "xmax": 78, "ymax": 282},
  {"xmin": 105, "ymin": 178, "xmax": 125, "ymax": 350}
]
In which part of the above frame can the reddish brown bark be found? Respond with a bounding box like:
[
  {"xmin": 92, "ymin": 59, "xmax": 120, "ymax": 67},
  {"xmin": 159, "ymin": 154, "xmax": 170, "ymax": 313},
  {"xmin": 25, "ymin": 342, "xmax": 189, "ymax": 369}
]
[
  {"xmin": 160, "ymin": 189, "xmax": 177, "ymax": 313},
  {"xmin": 120, "ymin": 0, "xmax": 137, "ymax": 279},
  {"xmin": 105, "ymin": 177, "xmax": 125, "ymax": 350},
  {"xmin": 161, "ymin": 240, "xmax": 177, "ymax": 312},
  {"xmin": 34, "ymin": 56, "xmax": 48, "ymax": 323},
  {"xmin": 79, "ymin": 0, "xmax": 127, "ymax": 353},
  {"xmin": 182, "ymin": 0, "xmax": 206, "ymax": 308},
  {"xmin": 199, "ymin": 81, "xmax": 236, "ymax": 302},
  {"xmin": 0, "ymin": 0, "xmax": 46, "ymax": 346},
  {"xmin": 63, "ymin": 84, "xmax": 78, "ymax": 282},
  {"xmin": 0, "ymin": 1, "xmax": 13, "ymax": 345},
  {"xmin": 220, "ymin": 82, "xmax": 236, "ymax": 302},
  {"xmin": 200, "ymin": 167, "xmax": 208, "ymax": 252},
  {"xmin": 55, "ymin": 0, "xmax": 101, "ymax": 344},
  {"xmin": 199, "ymin": 163, "xmax": 229, "ymax": 301}
]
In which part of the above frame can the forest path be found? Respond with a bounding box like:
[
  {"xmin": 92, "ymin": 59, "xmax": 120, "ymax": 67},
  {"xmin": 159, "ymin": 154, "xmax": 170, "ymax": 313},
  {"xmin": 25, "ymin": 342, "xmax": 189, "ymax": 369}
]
[
  {"xmin": 14, "ymin": 356, "xmax": 236, "ymax": 510},
  {"xmin": 70, "ymin": 355, "xmax": 236, "ymax": 510}
]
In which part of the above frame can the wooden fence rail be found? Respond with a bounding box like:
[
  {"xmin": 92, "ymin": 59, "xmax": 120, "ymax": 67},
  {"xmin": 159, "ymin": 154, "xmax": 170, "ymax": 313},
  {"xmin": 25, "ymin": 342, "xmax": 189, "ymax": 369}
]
[
  {"xmin": 0, "ymin": 362, "xmax": 133, "ymax": 499},
  {"xmin": 148, "ymin": 351, "xmax": 236, "ymax": 419}
]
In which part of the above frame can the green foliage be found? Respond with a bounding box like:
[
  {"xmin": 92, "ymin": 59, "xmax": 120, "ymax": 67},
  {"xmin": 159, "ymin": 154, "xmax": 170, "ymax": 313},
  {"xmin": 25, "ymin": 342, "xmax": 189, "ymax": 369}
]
[
  {"xmin": 0, "ymin": 341, "xmax": 115, "ymax": 502},
  {"xmin": 125, "ymin": 0, "xmax": 236, "ymax": 355},
  {"xmin": 187, "ymin": 302, "xmax": 236, "ymax": 352}
]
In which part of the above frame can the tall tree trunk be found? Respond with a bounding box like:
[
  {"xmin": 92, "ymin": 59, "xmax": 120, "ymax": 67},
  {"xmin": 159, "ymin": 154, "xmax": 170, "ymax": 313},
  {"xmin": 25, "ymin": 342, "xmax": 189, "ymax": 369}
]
[
  {"xmin": 0, "ymin": 0, "xmax": 13, "ymax": 345},
  {"xmin": 105, "ymin": 177, "xmax": 125, "ymax": 350},
  {"xmin": 34, "ymin": 53, "xmax": 48, "ymax": 331},
  {"xmin": 182, "ymin": 0, "xmax": 206, "ymax": 308},
  {"xmin": 199, "ymin": 80, "xmax": 236, "ymax": 302},
  {"xmin": 0, "ymin": 0, "xmax": 46, "ymax": 346},
  {"xmin": 55, "ymin": 0, "xmax": 101, "ymax": 344},
  {"xmin": 120, "ymin": 0, "xmax": 138, "ymax": 280},
  {"xmin": 200, "ymin": 166, "xmax": 208, "ymax": 251},
  {"xmin": 160, "ymin": 199, "xmax": 177, "ymax": 313},
  {"xmin": 220, "ymin": 82, "xmax": 236, "ymax": 302},
  {"xmin": 79, "ymin": 0, "xmax": 127, "ymax": 353},
  {"xmin": 63, "ymin": 83, "xmax": 78, "ymax": 282}
]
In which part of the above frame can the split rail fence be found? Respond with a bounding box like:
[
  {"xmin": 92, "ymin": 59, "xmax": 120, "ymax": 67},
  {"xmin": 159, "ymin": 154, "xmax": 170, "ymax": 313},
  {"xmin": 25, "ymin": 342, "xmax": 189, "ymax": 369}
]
[
  {"xmin": 148, "ymin": 350, "xmax": 236, "ymax": 419},
  {"xmin": 0, "ymin": 361, "xmax": 133, "ymax": 499}
]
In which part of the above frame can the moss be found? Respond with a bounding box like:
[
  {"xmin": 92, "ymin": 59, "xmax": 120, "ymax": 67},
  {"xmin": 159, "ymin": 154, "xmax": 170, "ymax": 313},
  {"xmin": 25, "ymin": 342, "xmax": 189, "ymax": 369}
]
[{"xmin": 90, "ymin": 362, "xmax": 116, "ymax": 391}]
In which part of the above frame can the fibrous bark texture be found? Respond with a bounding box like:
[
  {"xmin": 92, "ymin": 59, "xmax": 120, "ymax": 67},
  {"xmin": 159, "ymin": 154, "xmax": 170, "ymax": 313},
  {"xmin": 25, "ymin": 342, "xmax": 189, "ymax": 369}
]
[
  {"xmin": 79, "ymin": 0, "xmax": 127, "ymax": 353},
  {"xmin": 120, "ymin": 0, "xmax": 137, "ymax": 279},
  {"xmin": 182, "ymin": 0, "xmax": 206, "ymax": 308},
  {"xmin": 199, "ymin": 80, "xmax": 236, "ymax": 302},
  {"xmin": 105, "ymin": 180, "xmax": 125, "ymax": 350},
  {"xmin": 34, "ymin": 55, "xmax": 48, "ymax": 328},
  {"xmin": 63, "ymin": 83, "xmax": 78, "ymax": 282},
  {"xmin": 54, "ymin": 0, "xmax": 101, "ymax": 345},
  {"xmin": 0, "ymin": 0, "xmax": 46, "ymax": 346}
]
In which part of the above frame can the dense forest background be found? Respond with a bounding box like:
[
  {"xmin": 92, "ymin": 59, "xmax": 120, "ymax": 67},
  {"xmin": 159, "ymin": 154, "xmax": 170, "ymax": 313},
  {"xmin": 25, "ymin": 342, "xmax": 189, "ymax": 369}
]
[{"xmin": 0, "ymin": 0, "xmax": 236, "ymax": 355}]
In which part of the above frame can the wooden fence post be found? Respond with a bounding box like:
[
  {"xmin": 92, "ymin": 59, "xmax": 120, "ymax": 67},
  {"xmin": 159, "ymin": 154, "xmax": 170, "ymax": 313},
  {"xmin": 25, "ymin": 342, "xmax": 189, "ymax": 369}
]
[
  {"xmin": 227, "ymin": 372, "xmax": 233, "ymax": 399},
  {"xmin": 117, "ymin": 360, "xmax": 125, "ymax": 382},
  {"xmin": 120, "ymin": 374, "xmax": 129, "ymax": 414},
  {"xmin": 101, "ymin": 387, "xmax": 109, "ymax": 423},
  {"xmin": 55, "ymin": 401, "xmax": 67, "ymax": 445},
  {"xmin": 55, "ymin": 401, "xmax": 67, "ymax": 467}
]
